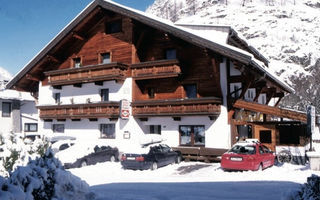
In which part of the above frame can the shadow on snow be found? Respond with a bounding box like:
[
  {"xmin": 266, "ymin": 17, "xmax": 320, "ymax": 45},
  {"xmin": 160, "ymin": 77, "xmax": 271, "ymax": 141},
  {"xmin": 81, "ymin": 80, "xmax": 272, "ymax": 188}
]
[{"xmin": 90, "ymin": 180, "xmax": 300, "ymax": 200}]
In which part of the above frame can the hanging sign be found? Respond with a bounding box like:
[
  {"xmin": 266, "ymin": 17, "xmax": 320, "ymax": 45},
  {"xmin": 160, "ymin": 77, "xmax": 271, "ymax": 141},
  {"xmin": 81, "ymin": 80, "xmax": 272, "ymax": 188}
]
[
  {"xmin": 307, "ymin": 105, "xmax": 315, "ymax": 136},
  {"xmin": 120, "ymin": 99, "xmax": 130, "ymax": 119}
]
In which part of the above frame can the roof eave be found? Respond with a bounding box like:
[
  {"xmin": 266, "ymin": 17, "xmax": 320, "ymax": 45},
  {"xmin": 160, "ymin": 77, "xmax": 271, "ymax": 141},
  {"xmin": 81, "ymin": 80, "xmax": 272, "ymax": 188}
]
[
  {"xmin": 6, "ymin": 1, "xmax": 99, "ymax": 90},
  {"xmin": 250, "ymin": 60, "xmax": 294, "ymax": 93}
]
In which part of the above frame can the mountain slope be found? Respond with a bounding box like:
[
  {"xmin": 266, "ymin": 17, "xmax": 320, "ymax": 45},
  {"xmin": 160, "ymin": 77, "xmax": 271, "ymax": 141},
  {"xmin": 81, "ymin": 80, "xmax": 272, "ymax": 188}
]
[
  {"xmin": 0, "ymin": 67, "xmax": 12, "ymax": 89},
  {"xmin": 147, "ymin": 0, "xmax": 320, "ymax": 112}
]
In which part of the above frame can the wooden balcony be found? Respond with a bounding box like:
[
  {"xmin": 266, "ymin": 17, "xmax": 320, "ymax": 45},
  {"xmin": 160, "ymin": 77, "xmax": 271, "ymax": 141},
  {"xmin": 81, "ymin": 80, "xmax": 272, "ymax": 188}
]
[
  {"xmin": 37, "ymin": 102, "xmax": 120, "ymax": 119},
  {"xmin": 44, "ymin": 62, "xmax": 128, "ymax": 86},
  {"xmin": 132, "ymin": 97, "xmax": 221, "ymax": 117},
  {"xmin": 131, "ymin": 59, "xmax": 181, "ymax": 80}
]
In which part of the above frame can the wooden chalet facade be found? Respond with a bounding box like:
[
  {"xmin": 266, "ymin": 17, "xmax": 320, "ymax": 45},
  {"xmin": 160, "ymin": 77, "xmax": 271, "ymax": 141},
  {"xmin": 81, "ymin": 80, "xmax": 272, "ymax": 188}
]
[{"xmin": 6, "ymin": 0, "xmax": 307, "ymax": 158}]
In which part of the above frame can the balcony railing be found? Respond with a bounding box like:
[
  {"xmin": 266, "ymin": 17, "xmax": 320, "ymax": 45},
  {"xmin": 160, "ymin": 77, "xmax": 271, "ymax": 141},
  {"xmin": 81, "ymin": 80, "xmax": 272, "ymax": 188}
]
[
  {"xmin": 132, "ymin": 97, "xmax": 221, "ymax": 117},
  {"xmin": 44, "ymin": 62, "xmax": 128, "ymax": 86},
  {"xmin": 37, "ymin": 102, "xmax": 120, "ymax": 119},
  {"xmin": 131, "ymin": 59, "xmax": 181, "ymax": 80}
]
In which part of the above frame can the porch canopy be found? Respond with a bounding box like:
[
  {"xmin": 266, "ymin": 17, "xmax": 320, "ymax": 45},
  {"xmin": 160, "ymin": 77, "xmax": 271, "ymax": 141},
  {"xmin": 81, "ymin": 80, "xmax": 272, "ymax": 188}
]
[{"xmin": 233, "ymin": 99, "xmax": 307, "ymax": 123}]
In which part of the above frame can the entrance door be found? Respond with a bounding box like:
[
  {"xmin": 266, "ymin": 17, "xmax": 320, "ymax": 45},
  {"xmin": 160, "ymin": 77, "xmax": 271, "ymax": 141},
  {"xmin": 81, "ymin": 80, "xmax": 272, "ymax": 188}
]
[{"xmin": 179, "ymin": 125, "xmax": 205, "ymax": 146}]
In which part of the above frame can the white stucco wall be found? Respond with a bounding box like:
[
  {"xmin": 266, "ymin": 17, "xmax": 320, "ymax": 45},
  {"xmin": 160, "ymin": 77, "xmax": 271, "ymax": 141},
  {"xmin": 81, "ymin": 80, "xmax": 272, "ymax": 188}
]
[
  {"xmin": 38, "ymin": 79, "xmax": 132, "ymax": 106},
  {"xmin": 20, "ymin": 100, "xmax": 39, "ymax": 133},
  {"xmin": 140, "ymin": 114, "xmax": 230, "ymax": 149},
  {"xmin": 0, "ymin": 99, "xmax": 38, "ymax": 136}
]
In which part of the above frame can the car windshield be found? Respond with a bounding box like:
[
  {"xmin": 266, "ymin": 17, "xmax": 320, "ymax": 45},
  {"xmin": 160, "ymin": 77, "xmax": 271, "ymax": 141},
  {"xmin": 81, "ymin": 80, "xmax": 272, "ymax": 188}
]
[{"xmin": 229, "ymin": 145, "xmax": 256, "ymax": 155}]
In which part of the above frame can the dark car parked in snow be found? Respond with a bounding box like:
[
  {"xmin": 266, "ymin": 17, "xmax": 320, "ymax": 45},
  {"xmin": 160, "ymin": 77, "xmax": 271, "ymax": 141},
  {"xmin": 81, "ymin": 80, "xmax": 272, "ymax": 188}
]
[
  {"xmin": 64, "ymin": 145, "xmax": 119, "ymax": 169},
  {"xmin": 121, "ymin": 143, "xmax": 182, "ymax": 170}
]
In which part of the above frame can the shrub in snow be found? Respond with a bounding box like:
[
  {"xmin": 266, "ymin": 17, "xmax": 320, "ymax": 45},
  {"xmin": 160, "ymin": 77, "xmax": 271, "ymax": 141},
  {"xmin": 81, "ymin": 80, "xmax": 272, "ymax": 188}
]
[
  {"xmin": 1, "ymin": 151, "xmax": 92, "ymax": 200},
  {"xmin": 295, "ymin": 174, "xmax": 320, "ymax": 200},
  {"xmin": 3, "ymin": 149, "xmax": 20, "ymax": 172},
  {"xmin": 0, "ymin": 176, "xmax": 25, "ymax": 200},
  {"xmin": 0, "ymin": 132, "xmax": 50, "ymax": 177}
]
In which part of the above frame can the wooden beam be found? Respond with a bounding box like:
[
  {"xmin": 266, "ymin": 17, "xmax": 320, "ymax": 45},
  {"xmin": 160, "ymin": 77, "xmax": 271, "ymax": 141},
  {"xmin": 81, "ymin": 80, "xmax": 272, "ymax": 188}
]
[
  {"xmin": 239, "ymin": 78, "xmax": 252, "ymax": 99},
  {"xmin": 46, "ymin": 55, "xmax": 59, "ymax": 63},
  {"xmin": 211, "ymin": 58, "xmax": 222, "ymax": 97},
  {"xmin": 72, "ymin": 32, "xmax": 85, "ymax": 41},
  {"xmin": 253, "ymin": 84, "xmax": 265, "ymax": 102},
  {"xmin": 266, "ymin": 88, "xmax": 276, "ymax": 105},
  {"xmin": 274, "ymin": 96, "xmax": 283, "ymax": 107},
  {"xmin": 25, "ymin": 74, "xmax": 40, "ymax": 82},
  {"xmin": 135, "ymin": 30, "xmax": 146, "ymax": 50}
]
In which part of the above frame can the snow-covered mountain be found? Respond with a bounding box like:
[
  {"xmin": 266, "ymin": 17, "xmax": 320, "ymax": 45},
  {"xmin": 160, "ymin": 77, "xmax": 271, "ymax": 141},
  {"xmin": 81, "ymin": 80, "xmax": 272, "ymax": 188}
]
[
  {"xmin": 0, "ymin": 67, "xmax": 12, "ymax": 89},
  {"xmin": 147, "ymin": 0, "xmax": 320, "ymax": 112}
]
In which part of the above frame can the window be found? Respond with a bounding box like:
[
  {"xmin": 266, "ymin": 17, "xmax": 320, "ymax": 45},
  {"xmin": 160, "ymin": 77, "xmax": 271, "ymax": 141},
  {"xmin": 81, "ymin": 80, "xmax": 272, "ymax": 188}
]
[
  {"xmin": 165, "ymin": 48, "xmax": 176, "ymax": 59},
  {"xmin": 148, "ymin": 88, "xmax": 155, "ymax": 99},
  {"xmin": 73, "ymin": 57, "xmax": 81, "ymax": 68},
  {"xmin": 233, "ymin": 85, "xmax": 240, "ymax": 98},
  {"xmin": 54, "ymin": 93, "xmax": 60, "ymax": 104},
  {"xmin": 52, "ymin": 124, "xmax": 65, "ymax": 133},
  {"xmin": 100, "ymin": 124, "xmax": 115, "ymax": 139},
  {"xmin": 101, "ymin": 53, "xmax": 111, "ymax": 64},
  {"xmin": 2, "ymin": 102, "xmax": 11, "ymax": 117},
  {"xmin": 179, "ymin": 125, "xmax": 205, "ymax": 146},
  {"xmin": 184, "ymin": 84, "xmax": 197, "ymax": 98},
  {"xmin": 106, "ymin": 20, "xmax": 122, "ymax": 34},
  {"xmin": 246, "ymin": 88, "xmax": 255, "ymax": 101},
  {"xmin": 149, "ymin": 125, "xmax": 161, "ymax": 134},
  {"xmin": 100, "ymin": 89, "xmax": 109, "ymax": 101},
  {"xmin": 259, "ymin": 130, "xmax": 272, "ymax": 143},
  {"xmin": 24, "ymin": 123, "xmax": 38, "ymax": 132}
]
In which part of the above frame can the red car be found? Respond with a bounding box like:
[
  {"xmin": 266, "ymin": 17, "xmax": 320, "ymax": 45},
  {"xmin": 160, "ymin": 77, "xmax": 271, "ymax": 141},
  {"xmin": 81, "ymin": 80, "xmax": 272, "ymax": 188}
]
[{"xmin": 221, "ymin": 142, "xmax": 275, "ymax": 171}]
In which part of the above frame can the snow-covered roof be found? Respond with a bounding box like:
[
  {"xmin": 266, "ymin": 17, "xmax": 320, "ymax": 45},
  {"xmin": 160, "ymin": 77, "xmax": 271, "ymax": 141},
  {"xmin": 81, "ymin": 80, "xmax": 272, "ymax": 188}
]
[
  {"xmin": 6, "ymin": 0, "xmax": 293, "ymax": 93},
  {"xmin": 0, "ymin": 89, "xmax": 34, "ymax": 101}
]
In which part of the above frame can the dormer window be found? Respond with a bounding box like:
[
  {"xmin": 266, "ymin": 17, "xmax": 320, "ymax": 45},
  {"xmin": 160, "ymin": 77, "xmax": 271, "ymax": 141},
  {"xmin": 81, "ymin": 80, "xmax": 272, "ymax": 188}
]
[
  {"xmin": 184, "ymin": 84, "xmax": 197, "ymax": 98},
  {"xmin": 165, "ymin": 48, "xmax": 176, "ymax": 59},
  {"xmin": 106, "ymin": 20, "xmax": 122, "ymax": 34},
  {"xmin": 73, "ymin": 57, "xmax": 81, "ymax": 68},
  {"xmin": 101, "ymin": 53, "xmax": 111, "ymax": 64}
]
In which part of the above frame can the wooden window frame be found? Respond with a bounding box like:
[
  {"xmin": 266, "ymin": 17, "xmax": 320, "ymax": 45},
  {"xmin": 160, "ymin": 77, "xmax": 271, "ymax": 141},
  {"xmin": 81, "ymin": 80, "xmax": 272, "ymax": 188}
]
[
  {"xmin": 100, "ymin": 88, "xmax": 109, "ymax": 102},
  {"xmin": 100, "ymin": 52, "xmax": 112, "ymax": 64},
  {"xmin": 24, "ymin": 123, "xmax": 38, "ymax": 132},
  {"xmin": 2, "ymin": 102, "xmax": 11, "ymax": 117},
  {"xmin": 184, "ymin": 84, "xmax": 198, "ymax": 99},
  {"xmin": 52, "ymin": 124, "xmax": 65, "ymax": 133},
  {"xmin": 165, "ymin": 48, "xmax": 177, "ymax": 60},
  {"xmin": 54, "ymin": 93, "xmax": 61, "ymax": 104},
  {"xmin": 147, "ymin": 88, "xmax": 155, "ymax": 99},
  {"xmin": 72, "ymin": 57, "xmax": 81, "ymax": 68},
  {"xmin": 100, "ymin": 124, "xmax": 116, "ymax": 139},
  {"xmin": 149, "ymin": 125, "xmax": 161, "ymax": 134},
  {"xmin": 179, "ymin": 125, "xmax": 205, "ymax": 147}
]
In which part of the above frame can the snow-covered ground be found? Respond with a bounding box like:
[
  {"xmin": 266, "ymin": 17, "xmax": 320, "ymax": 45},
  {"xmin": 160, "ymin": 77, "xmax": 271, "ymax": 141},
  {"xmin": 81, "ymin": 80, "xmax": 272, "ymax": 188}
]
[{"xmin": 69, "ymin": 161, "xmax": 320, "ymax": 200}]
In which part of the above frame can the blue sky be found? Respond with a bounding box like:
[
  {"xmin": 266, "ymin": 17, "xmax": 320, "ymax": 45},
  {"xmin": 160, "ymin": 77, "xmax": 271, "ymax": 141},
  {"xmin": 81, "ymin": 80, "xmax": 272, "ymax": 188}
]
[{"xmin": 0, "ymin": 0, "xmax": 154, "ymax": 76}]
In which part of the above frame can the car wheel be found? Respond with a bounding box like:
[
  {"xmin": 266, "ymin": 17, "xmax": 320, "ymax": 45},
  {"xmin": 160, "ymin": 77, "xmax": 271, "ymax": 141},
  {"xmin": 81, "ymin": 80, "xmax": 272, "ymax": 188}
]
[
  {"xmin": 80, "ymin": 160, "xmax": 87, "ymax": 168},
  {"xmin": 110, "ymin": 155, "xmax": 116, "ymax": 162},
  {"xmin": 176, "ymin": 156, "xmax": 182, "ymax": 164},
  {"xmin": 277, "ymin": 150, "xmax": 292, "ymax": 163},
  {"xmin": 150, "ymin": 162, "xmax": 158, "ymax": 170}
]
